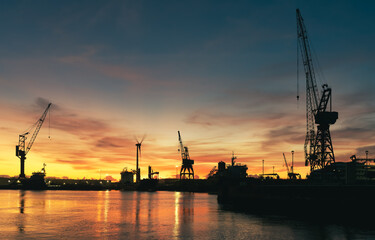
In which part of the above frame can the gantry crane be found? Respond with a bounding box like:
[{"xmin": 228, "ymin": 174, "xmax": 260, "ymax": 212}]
[
  {"xmin": 296, "ymin": 9, "xmax": 338, "ymax": 172},
  {"xmin": 178, "ymin": 131, "xmax": 194, "ymax": 179},
  {"xmin": 16, "ymin": 103, "xmax": 52, "ymax": 178}
]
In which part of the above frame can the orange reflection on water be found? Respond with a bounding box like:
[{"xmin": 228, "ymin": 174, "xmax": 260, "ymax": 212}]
[
  {"xmin": 173, "ymin": 191, "xmax": 180, "ymax": 239},
  {"xmin": 0, "ymin": 190, "xmax": 214, "ymax": 239}
]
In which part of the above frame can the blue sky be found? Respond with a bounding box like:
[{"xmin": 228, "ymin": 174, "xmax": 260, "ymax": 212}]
[{"xmin": 0, "ymin": 0, "xmax": 374, "ymax": 179}]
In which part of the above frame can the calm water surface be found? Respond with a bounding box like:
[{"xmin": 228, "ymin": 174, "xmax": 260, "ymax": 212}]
[{"xmin": 0, "ymin": 190, "xmax": 373, "ymax": 240}]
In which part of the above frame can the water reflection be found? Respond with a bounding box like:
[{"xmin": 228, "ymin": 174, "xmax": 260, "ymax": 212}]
[
  {"xmin": 19, "ymin": 190, "xmax": 25, "ymax": 214},
  {"xmin": 18, "ymin": 190, "xmax": 26, "ymax": 233},
  {"xmin": 147, "ymin": 191, "xmax": 154, "ymax": 233},
  {"xmin": 173, "ymin": 192, "xmax": 180, "ymax": 238},
  {"xmin": 0, "ymin": 190, "xmax": 372, "ymax": 239},
  {"xmin": 181, "ymin": 192, "xmax": 194, "ymax": 224},
  {"xmin": 173, "ymin": 192, "xmax": 196, "ymax": 239},
  {"xmin": 135, "ymin": 192, "xmax": 140, "ymax": 233},
  {"xmin": 96, "ymin": 190, "xmax": 109, "ymax": 224}
]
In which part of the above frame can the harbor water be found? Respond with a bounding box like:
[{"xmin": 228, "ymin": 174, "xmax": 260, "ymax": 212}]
[{"xmin": 0, "ymin": 190, "xmax": 373, "ymax": 240}]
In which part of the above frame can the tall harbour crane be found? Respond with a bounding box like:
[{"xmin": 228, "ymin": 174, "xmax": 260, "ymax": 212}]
[
  {"xmin": 296, "ymin": 9, "xmax": 338, "ymax": 172},
  {"xmin": 178, "ymin": 131, "xmax": 194, "ymax": 179},
  {"xmin": 16, "ymin": 103, "xmax": 52, "ymax": 178}
]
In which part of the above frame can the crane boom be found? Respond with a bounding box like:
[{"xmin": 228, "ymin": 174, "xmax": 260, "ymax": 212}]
[
  {"xmin": 178, "ymin": 130, "xmax": 190, "ymax": 160},
  {"xmin": 296, "ymin": 9, "xmax": 319, "ymax": 166},
  {"xmin": 26, "ymin": 103, "xmax": 51, "ymax": 154},
  {"xmin": 296, "ymin": 9, "xmax": 320, "ymax": 110},
  {"xmin": 283, "ymin": 153, "xmax": 290, "ymax": 173}
]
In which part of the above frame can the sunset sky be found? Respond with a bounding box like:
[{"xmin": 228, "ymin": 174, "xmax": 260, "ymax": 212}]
[{"xmin": 1, "ymin": 1, "xmax": 375, "ymax": 180}]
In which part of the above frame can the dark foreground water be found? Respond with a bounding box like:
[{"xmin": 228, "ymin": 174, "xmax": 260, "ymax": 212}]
[{"xmin": 0, "ymin": 190, "xmax": 373, "ymax": 240}]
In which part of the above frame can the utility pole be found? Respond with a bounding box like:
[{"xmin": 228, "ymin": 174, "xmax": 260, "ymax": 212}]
[
  {"xmin": 291, "ymin": 150, "xmax": 294, "ymax": 174},
  {"xmin": 262, "ymin": 159, "xmax": 264, "ymax": 175}
]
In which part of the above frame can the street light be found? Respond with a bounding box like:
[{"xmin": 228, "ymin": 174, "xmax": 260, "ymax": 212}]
[
  {"xmin": 291, "ymin": 150, "xmax": 294, "ymax": 174},
  {"xmin": 176, "ymin": 165, "xmax": 179, "ymax": 179},
  {"xmin": 262, "ymin": 159, "xmax": 264, "ymax": 175}
]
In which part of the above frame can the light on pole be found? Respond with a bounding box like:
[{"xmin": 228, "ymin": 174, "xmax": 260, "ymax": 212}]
[
  {"xmin": 262, "ymin": 159, "xmax": 264, "ymax": 175},
  {"xmin": 291, "ymin": 150, "xmax": 294, "ymax": 174}
]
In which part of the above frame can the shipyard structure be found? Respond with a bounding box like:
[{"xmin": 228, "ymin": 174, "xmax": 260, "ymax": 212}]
[{"xmin": 216, "ymin": 9, "xmax": 375, "ymax": 219}]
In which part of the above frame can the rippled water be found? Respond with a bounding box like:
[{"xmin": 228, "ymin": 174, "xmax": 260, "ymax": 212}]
[{"xmin": 0, "ymin": 190, "xmax": 373, "ymax": 239}]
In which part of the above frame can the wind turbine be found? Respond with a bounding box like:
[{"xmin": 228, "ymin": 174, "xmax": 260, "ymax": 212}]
[{"xmin": 135, "ymin": 135, "xmax": 146, "ymax": 183}]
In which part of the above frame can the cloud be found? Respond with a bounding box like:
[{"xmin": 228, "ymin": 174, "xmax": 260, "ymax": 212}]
[
  {"xmin": 55, "ymin": 159, "xmax": 91, "ymax": 165},
  {"xmin": 96, "ymin": 137, "xmax": 130, "ymax": 148},
  {"xmin": 333, "ymin": 127, "xmax": 375, "ymax": 140},
  {"xmin": 58, "ymin": 49, "xmax": 174, "ymax": 87},
  {"xmin": 185, "ymin": 109, "xmax": 252, "ymax": 127},
  {"xmin": 185, "ymin": 108, "xmax": 293, "ymax": 129},
  {"xmin": 35, "ymin": 97, "xmax": 52, "ymax": 109},
  {"xmin": 10, "ymin": 97, "xmax": 138, "ymax": 176},
  {"xmin": 29, "ymin": 99, "xmax": 113, "ymax": 139},
  {"xmin": 355, "ymin": 145, "xmax": 375, "ymax": 157}
]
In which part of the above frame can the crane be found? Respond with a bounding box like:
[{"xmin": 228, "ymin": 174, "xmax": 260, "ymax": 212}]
[
  {"xmin": 148, "ymin": 165, "xmax": 159, "ymax": 179},
  {"xmin": 283, "ymin": 152, "xmax": 301, "ymax": 179},
  {"xmin": 16, "ymin": 103, "xmax": 52, "ymax": 178},
  {"xmin": 296, "ymin": 9, "xmax": 338, "ymax": 172},
  {"xmin": 178, "ymin": 131, "xmax": 194, "ymax": 179}
]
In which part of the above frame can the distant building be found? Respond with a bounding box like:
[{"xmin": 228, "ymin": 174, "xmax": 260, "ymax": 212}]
[{"xmin": 120, "ymin": 169, "xmax": 134, "ymax": 184}]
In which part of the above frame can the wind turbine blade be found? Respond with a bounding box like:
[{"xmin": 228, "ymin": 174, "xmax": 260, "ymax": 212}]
[{"xmin": 140, "ymin": 134, "xmax": 147, "ymax": 144}]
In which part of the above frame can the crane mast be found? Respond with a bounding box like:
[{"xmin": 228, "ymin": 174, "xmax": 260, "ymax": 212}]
[
  {"xmin": 16, "ymin": 103, "xmax": 52, "ymax": 178},
  {"xmin": 296, "ymin": 9, "xmax": 338, "ymax": 172}
]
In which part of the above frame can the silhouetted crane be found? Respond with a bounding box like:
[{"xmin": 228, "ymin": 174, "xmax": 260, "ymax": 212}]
[
  {"xmin": 16, "ymin": 103, "xmax": 51, "ymax": 178},
  {"xmin": 283, "ymin": 153, "xmax": 301, "ymax": 179},
  {"xmin": 297, "ymin": 9, "xmax": 338, "ymax": 172},
  {"xmin": 178, "ymin": 131, "xmax": 194, "ymax": 179},
  {"xmin": 148, "ymin": 166, "xmax": 159, "ymax": 179}
]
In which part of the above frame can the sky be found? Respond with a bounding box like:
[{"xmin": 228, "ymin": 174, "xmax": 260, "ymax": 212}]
[{"xmin": 1, "ymin": 0, "xmax": 375, "ymax": 180}]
